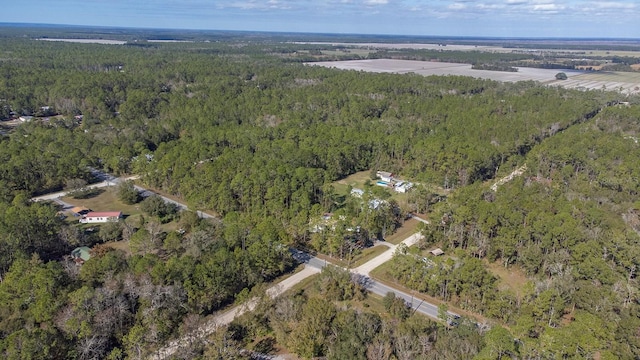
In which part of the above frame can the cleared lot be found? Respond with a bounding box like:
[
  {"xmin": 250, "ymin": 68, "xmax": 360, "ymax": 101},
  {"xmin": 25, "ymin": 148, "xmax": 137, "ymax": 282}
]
[{"xmin": 308, "ymin": 59, "xmax": 640, "ymax": 94}]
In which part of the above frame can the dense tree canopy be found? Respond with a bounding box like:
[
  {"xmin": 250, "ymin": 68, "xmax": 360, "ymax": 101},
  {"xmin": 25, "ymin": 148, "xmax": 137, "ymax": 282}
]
[{"xmin": 0, "ymin": 33, "xmax": 638, "ymax": 359}]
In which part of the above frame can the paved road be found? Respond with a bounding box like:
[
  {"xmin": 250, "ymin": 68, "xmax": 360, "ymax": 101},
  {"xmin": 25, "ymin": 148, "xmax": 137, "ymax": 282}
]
[
  {"xmin": 411, "ymin": 213, "xmax": 430, "ymax": 224},
  {"xmin": 152, "ymin": 231, "xmax": 461, "ymax": 359},
  {"xmin": 31, "ymin": 174, "xmax": 138, "ymax": 202},
  {"xmin": 364, "ymin": 276, "xmax": 442, "ymax": 318},
  {"xmin": 153, "ymin": 235, "xmax": 431, "ymax": 360},
  {"xmin": 352, "ymin": 233, "xmax": 422, "ymax": 276},
  {"xmin": 31, "ymin": 169, "xmax": 216, "ymax": 219},
  {"xmin": 31, "ymin": 169, "xmax": 458, "ymax": 358},
  {"xmin": 150, "ymin": 265, "xmax": 321, "ymax": 360}
]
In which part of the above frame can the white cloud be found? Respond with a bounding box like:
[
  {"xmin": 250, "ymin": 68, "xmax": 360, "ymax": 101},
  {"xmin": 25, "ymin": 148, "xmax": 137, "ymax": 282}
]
[
  {"xmin": 448, "ymin": 3, "xmax": 467, "ymax": 10},
  {"xmin": 532, "ymin": 3, "xmax": 564, "ymax": 12},
  {"xmin": 364, "ymin": 0, "xmax": 388, "ymax": 5},
  {"xmin": 589, "ymin": 1, "xmax": 635, "ymax": 9},
  {"xmin": 476, "ymin": 3, "xmax": 505, "ymax": 10}
]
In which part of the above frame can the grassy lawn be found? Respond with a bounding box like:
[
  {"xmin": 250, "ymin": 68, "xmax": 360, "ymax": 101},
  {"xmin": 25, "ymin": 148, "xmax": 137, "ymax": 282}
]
[
  {"xmin": 485, "ymin": 261, "xmax": 529, "ymax": 300},
  {"xmin": 315, "ymin": 243, "xmax": 390, "ymax": 269},
  {"xmin": 385, "ymin": 218, "xmax": 421, "ymax": 244},
  {"xmin": 369, "ymin": 260, "xmax": 397, "ymax": 283},
  {"xmin": 62, "ymin": 186, "xmax": 142, "ymax": 218},
  {"xmin": 332, "ymin": 170, "xmax": 372, "ymax": 196},
  {"xmin": 102, "ymin": 240, "xmax": 132, "ymax": 256},
  {"xmin": 332, "ymin": 170, "xmax": 414, "ymax": 207},
  {"xmin": 61, "ymin": 186, "xmax": 181, "ymax": 239},
  {"xmin": 352, "ymin": 245, "xmax": 390, "ymax": 267}
]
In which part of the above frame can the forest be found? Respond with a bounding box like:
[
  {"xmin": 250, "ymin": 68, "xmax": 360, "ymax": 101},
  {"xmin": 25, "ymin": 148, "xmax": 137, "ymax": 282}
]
[{"xmin": 1, "ymin": 28, "xmax": 640, "ymax": 359}]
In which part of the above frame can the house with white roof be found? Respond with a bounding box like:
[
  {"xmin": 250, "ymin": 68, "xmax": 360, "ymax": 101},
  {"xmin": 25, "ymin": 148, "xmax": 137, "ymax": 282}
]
[{"xmin": 79, "ymin": 211, "xmax": 123, "ymax": 223}]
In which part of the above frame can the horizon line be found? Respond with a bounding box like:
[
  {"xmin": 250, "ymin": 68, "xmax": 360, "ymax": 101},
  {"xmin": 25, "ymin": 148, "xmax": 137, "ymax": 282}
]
[{"xmin": 1, "ymin": 22, "xmax": 640, "ymax": 42}]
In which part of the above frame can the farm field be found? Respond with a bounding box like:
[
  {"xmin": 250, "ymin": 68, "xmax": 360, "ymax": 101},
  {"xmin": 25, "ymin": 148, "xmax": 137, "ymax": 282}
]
[
  {"xmin": 299, "ymin": 41, "xmax": 640, "ymax": 58},
  {"xmin": 308, "ymin": 59, "xmax": 640, "ymax": 94},
  {"xmin": 37, "ymin": 38, "xmax": 127, "ymax": 45},
  {"xmin": 564, "ymin": 71, "xmax": 640, "ymax": 93},
  {"xmin": 308, "ymin": 58, "xmax": 583, "ymax": 81}
]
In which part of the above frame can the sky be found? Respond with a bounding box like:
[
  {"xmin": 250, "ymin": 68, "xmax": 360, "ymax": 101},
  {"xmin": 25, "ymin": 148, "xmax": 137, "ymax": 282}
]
[{"xmin": 1, "ymin": 0, "xmax": 639, "ymax": 38}]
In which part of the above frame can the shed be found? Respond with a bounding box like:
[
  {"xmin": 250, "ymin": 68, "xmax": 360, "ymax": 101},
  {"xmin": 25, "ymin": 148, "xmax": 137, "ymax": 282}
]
[
  {"xmin": 70, "ymin": 206, "xmax": 91, "ymax": 216},
  {"xmin": 351, "ymin": 188, "xmax": 364, "ymax": 198},
  {"xmin": 430, "ymin": 248, "xmax": 444, "ymax": 256},
  {"xmin": 376, "ymin": 171, "xmax": 394, "ymax": 182},
  {"xmin": 71, "ymin": 246, "xmax": 91, "ymax": 264}
]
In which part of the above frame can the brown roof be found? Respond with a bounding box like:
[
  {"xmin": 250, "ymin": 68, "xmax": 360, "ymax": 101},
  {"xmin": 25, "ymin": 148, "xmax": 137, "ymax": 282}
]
[
  {"xmin": 84, "ymin": 211, "xmax": 122, "ymax": 218},
  {"xmin": 70, "ymin": 206, "xmax": 90, "ymax": 214}
]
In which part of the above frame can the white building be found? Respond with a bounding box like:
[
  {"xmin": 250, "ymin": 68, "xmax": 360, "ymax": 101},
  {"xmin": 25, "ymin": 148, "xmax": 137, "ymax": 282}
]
[
  {"xmin": 376, "ymin": 171, "xmax": 394, "ymax": 182},
  {"xmin": 79, "ymin": 211, "xmax": 123, "ymax": 223},
  {"xmin": 351, "ymin": 188, "xmax": 364, "ymax": 197}
]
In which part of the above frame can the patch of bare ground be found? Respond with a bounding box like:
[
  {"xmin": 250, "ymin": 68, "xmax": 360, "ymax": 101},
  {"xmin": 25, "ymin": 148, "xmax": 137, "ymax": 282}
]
[
  {"xmin": 102, "ymin": 240, "xmax": 132, "ymax": 256},
  {"xmin": 309, "ymin": 59, "xmax": 640, "ymax": 94},
  {"xmin": 335, "ymin": 170, "xmax": 372, "ymax": 186},
  {"xmin": 485, "ymin": 261, "xmax": 529, "ymax": 299}
]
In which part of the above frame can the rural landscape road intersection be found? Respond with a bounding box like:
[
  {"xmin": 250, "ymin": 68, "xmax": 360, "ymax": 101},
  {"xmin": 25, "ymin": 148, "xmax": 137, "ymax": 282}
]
[{"xmin": 30, "ymin": 171, "xmax": 460, "ymax": 359}]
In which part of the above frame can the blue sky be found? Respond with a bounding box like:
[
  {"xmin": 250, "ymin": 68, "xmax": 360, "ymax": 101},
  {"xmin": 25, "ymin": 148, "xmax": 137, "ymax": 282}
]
[{"xmin": 2, "ymin": 0, "xmax": 638, "ymax": 38}]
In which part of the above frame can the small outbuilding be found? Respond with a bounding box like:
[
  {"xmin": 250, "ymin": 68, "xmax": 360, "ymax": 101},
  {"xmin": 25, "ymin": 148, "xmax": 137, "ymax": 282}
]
[
  {"xmin": 430, "ymin": 248, "xmax": 444, "ymax": 256},
  {"xmin": 70, "ymin": 206, "xmax": 91, "ymax": 216},
  {"xmin": 351, "ymin": 188, "xmax": 364, "ymax": 198},
  {"xmin": 376, "ymin": 171, "xmax": 394, "ymax": 182},
  {"xmin": 71, "ymin": 246, "xmax": 91, "ymax": 264}
]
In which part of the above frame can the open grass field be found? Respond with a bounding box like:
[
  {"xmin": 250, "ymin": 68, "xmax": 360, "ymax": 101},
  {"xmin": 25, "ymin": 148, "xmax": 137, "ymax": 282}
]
[
  {"xmin": 315, "ymin": 243, "xmax": 390, "ymax": 269},
  {"xmin": 61, "ymin": 186, "xmax": 181, "ymax": 234},
  {"xmin": 333, "ymin": 170, "xmax": 372, "ymax": 190},
  {"xmin": 485, "ymin": 261, "xmax": 530, "ymax": 300},
  {"xmin": 385, "ymin": 218, "xmax": 421, "ymax": 245},
  {"xmin": 62, "ymin": 186, "xmax": 143, "ymax": 220}
]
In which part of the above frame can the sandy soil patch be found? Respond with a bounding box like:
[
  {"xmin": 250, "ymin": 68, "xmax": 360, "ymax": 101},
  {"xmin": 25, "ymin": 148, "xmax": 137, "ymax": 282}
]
[
  {"xmin": 37, "ymin": 38, "xmax": 127, "ymax": 45},
  {"xmin": 295, "ymin": 42, "xmax": 499, "ymax": 52},
  {"xmin": 308, "ymin": 59, "xmax": 640, "ymax": 94},
  {"xmin": 308, "ymin": 59, "xmax": 583, "ymax": 83},
  {"xmin": 486, "ymin": 262, "xmax": 529, "ymax": 299}
]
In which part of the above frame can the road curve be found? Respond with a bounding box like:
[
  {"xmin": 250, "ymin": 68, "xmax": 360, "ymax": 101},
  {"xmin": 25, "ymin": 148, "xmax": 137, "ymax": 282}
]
[{"xmin": 28, "ymin": 169, "xmax": 457, "ymax": 359}]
